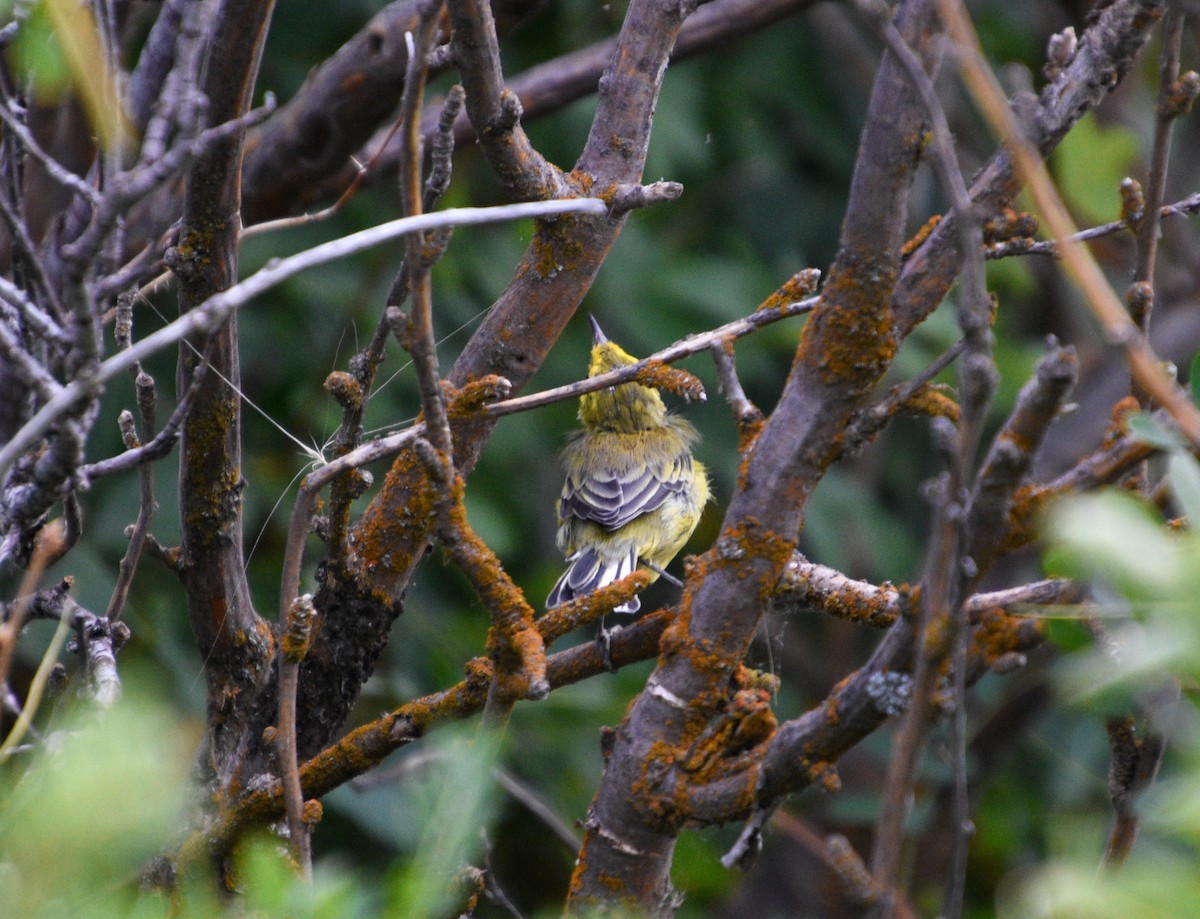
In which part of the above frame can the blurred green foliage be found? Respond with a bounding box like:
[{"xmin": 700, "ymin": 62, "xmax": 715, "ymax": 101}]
[{"xmin": 1005, "ymin": 420, "xmax": 1200, "ymax": 919}]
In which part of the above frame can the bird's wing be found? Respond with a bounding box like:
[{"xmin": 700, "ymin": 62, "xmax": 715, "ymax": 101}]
[{"xmin": 560, "ymin": 454, "xmax": 693, "ymax": 531}]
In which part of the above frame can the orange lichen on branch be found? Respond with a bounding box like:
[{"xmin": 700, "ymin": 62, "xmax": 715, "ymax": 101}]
[
  {"xmin": 356, "ymin": 449, "xmax": 439, "ymax": 581},
  {"xmin": 527, "ymin": 218, "xmax": 589, "ymax": 280},
  {"xmin": 968, "ymin": 606, "xmax": 1045, "ymax": 669},
  {"xmin": 807, "ymin": 759, "xmax": 841, "ymax": 794},
  {"xmin": 982, "ymin": 206, "xmax": 1039, "ymax": 245},
  {"xmin": 437, "ymin": 470, "xmax": 548, "ymax": 700},
  {"xmin": 656, "ymin": 600, "xmax": 727, "ymax": 700},
  {"xmin": 538, "ymin": 570, "xmax": 653, "ymax": 644},
  {"xmin": 1109, "ymin": 395, "xmax": 1142, "ymax": 439},
  {"xmin": 280, "ymin": 594, "xmax": 316, "ymax": 664},
  {"xmin": 756, "ymin": 268, "xmax": 822, "ymax": 312},
  {"xmin": 445, "ymin": 374, "xmax": 513, "ymax": 419},
  {"xmin": 302, "ymin": 799, "xmax": 323, "ymax": 826},
  {"xmin": 798, "ymin": 261, "xmax": 897, "ymax": 388},
  {"xmin": 902, "ymin": 383, "xmax": 960, "ymax": 423},
  {"xmin": 774, "ymin": 559, "xmax": 904, "ymax": 628},
  {"xmin": 901, "ymin": 213, "xmax": 941, "ymax": 259},
  {"xmin": 712, "ymin": 518, "xmax": 797, "ymax": 602},
  {"xmin": 323, "ymin": 370, "xmax": 362, "ymax": 411},
  {"xmin": 633, "ymin": 360, "xmax": 706, "ymax": 403}
]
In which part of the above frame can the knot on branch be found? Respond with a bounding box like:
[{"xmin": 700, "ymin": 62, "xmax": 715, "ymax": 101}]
[
  {"xmin": 446, "ymin": 374, "xmax": 513, "ymax": 419},
  {"xmin": 1042, "ymin": 26, "xmax": 1078, "ymax": 82},
  {"xmin": 483, "ymin": 90, "xmax": 522, "ymax": 137},
  {"xmin": 1160, "ymin": 70, "xmax": 1200, "ymax": 118},
  {"xmin": 607, "ymin": 180, "xmax": 684, "ymax": 217},
  {"xmin": 324, "ymin": 371, "xmax": 363, "ymax": 412},
  {"xmin": 864, "ymin": 671, "xmax": 912, "ymax": 717},
  {"xmin": 1126, "ymin": 280, "xmax": 1154, "ymax": 327},
  {"xmin": 634, "ymin": 360, "xmax": 705, "ymax": 403},
  {"xmin": 282, "ymin": 594, "xmax": 317, "ymax": 664}
]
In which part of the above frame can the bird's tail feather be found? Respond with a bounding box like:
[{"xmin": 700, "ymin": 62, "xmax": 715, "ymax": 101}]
[{"xmin": 546, "ymin": 545, "xmax": 640, "ymax": 613}]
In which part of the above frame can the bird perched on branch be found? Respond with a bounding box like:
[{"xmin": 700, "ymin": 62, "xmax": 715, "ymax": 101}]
[{"xmin": 547, "ymin": 316, "xmax": 709, "ymax": 614}]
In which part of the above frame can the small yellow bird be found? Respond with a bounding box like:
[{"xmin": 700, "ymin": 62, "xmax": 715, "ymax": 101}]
[{"xmin": 547, "ymin": 316, "xmax": 710, "ymax": 613}]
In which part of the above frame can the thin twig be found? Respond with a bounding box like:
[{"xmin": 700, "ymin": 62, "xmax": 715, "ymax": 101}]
[
  {"xmin": 480, "ymin": 293, "xmax": 817, "ymax": 421},
  {"xmin": 401, "ymin": 4, "xmax": 454, "ymax": 458},
  {"xmin": 1133, "ymin": 12, "xmax": 1186, "ymax": 303},
  {"xmin": 985, "ymin": 190, "xmax": 1200, "ymax": 259},
  {"xmin": 0, "ymin": 198, "xmax": 611, "ymax": 478},
  {"xmin": 277, "ymin": 593, "xmax": 317, "ymax": 879},
  {"xmin": 863, "ymin": 5, "xmax": 995, "ymax": 908}
]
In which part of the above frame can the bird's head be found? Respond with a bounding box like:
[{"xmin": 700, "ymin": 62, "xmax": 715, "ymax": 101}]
[{"xmin": 579, "ymin": 316, "xmax": 667, "ymax": 432}]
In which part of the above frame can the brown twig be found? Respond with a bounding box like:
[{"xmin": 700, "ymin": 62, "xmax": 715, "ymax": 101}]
[
  {"xmin": 1101, "ymin": 714, "xmax": 1167, "ymax": 869},
  {"xmin": 277, "ymin": 592, "xmax": 318, "ymax": 878},
  {"xmin": 711, "ymin": 341, "xmax": 764, "ymax": 448},
  {"xmin": 937, "ymin": 0, "xmax": 1200, "ymax": 448},
  {"xmin": 1132, "ymin": 12, "xmax": 1188, "ymax": 309},
  {"xmin": 842, "ymin": 340, "xmax": 965, "ymax": 457},
  {"xmin": 446, "ymin": 0, "xmax": 564, "ymax": 200},
  {"xmin": 400, "ymin": 2, "xmax": 454, "ymax": 458}
]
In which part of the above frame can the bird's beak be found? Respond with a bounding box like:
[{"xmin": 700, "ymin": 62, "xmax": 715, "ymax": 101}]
[{"xmin": 588, "ymin": 314, "xmax": 608, "ymax": 346}]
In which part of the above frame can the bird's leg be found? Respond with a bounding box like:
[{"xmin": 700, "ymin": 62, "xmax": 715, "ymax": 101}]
[
  {"xmin": 597, "ymin": 616, "xmax": 622, "ymax": 673},
  {"xmin": 645, "ymin": 561, "xmax": 683, "ymax": 588}
]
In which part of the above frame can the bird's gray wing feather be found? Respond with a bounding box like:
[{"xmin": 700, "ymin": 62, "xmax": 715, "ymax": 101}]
[{"xmin": 560, "ymin": 455, "xmax": 692, "ymax": 531}]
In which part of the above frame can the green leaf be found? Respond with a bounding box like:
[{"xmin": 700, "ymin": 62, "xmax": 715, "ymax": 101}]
[
  {"xmin": 0, "ymin": 692, "xmax": 190, "ymax": 917},
  {"xmin": 386, "ymin": 726, "xmax": 503, "ymax": 918},
  {"xmin": 1126, "ymin": 411, "xmax": 1184, "ymax": 451},
  {"xmin": 1045, "ymin": 491, "xmax": 1181, "ymax": 600},
  {"xmin": 1169, "ymin": 450, "xmax": 1200, "ymax": 525},
  {"xmin": 1190, "ymin": 351, "xmax": 1200, "ymax": 410},
  {"xmin": 1052, "ymin": 113, "xmax": 1139, "ymax": 225}
]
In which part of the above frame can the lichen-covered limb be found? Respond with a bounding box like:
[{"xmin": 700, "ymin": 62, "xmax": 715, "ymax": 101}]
[
  {"xmin": 1005, "ymin": 427, "xmax": 1155, "ymax": 553},
  {"xmin": 240, "ymin": 0, "xmax": 431, "ymax": 222},
  {"xmin": 772, "ymin": 554, "xmax": 1079, "ymax": 630},
  {"xmin": 175, "ymin": 606, "xmax": 674, "ymax": 868},
  {"xmin": 446, "ymin": 0, "xmax": 566, "ymax": 200},
  {"xmin": 330, "ymin": 0, "xmax": 823, "ymax": 203},
  {"xmin": 675, "ymin": 602, "xmax": 1051, "ymax": 830},
  {"xmin": 965, "ymin": 343, "xmax": 1078, "ymax": 577},
  {"xmin": 170, "ymin": 0, "xmax": 277, "ymax": 791},
  {"xmin": 414, "ymin": 439, "xmax": 548, "ymax": 712}
]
